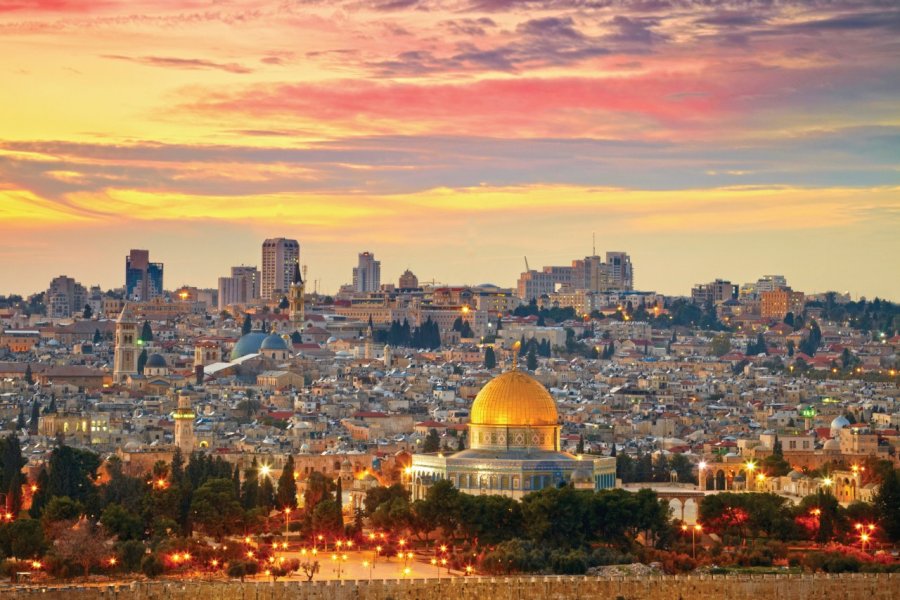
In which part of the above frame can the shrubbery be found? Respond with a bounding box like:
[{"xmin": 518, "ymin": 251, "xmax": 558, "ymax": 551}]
[{"xmin": 140, "ymin": 555, "xmax": 164, "ymax": 578}]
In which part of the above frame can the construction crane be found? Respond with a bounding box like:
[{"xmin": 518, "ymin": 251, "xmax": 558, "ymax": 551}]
[{"xmin": 524, "ymin": 256, "xmax": 530, "ymax": 272}]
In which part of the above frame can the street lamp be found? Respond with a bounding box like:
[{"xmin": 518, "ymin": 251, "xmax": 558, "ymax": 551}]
[
  {"xmin": 332, "ymin": 553, "xmax": 348, "ymax": 580},
  {"xmin": 284, "ymin": 507, "xmax": 292, "ymax": 534},
  {"xmin": 363, "ymin": 559, "xmax": 373, "ymax": 581},
  {"xmin": 855, "ymin": 522, "xmax": 876, "ymax": 552},
  {"xmin": 681, "ymin": 523, "xmax": 702, "ymax": 559}
]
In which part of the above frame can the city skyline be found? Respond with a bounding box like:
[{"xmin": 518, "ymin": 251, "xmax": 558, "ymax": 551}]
[
  {"xmin": 1, "ymin": 1, "xmax": 898, "ymax": 298},
  {"xmin": 0, "ymin": 238, "xmax": 897, "ymax": 301}
]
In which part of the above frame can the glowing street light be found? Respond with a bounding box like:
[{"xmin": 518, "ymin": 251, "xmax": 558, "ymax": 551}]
[{"xmin": 681, "ymin": 523, "xmax": 702, "ymax": 559}]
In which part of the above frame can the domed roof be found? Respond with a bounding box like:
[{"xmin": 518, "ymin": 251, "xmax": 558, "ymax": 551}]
[
  {"xmin": 231, "ymin": 332, "xmax": 269, "ymax": 360},
  {"xmin": 260, "ymin": 332, "xmax": 289, "ymax": 351},
  {"xmin": 830, "ymin": 415, "xmax": 850, "ymax": 431},
  {"xmin": 146, "ymin": 353, "xmax": 167, "ymax": 368},
  {"xmin": 469, "ymin": 370, "xmax": 558, "ymax": 427}
]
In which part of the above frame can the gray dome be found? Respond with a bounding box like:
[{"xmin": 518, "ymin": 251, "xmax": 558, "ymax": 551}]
[
  {"xmin": 830, "ymin": 415, "xmax": 850, "ymax": 432},
  {"xmin": 231, "ymin": 332, "xmax": 269, "ymax": 360},
  {"xmin": 146, "ymin": 353, "xmax": 167, "ymax": 368},
  {"xmin": 260, "ymin": 333, "xmax": 289, "ymax": 351}
]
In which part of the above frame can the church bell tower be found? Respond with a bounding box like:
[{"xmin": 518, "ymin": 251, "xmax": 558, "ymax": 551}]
[
  {"xmin": 289, "ymin": 263, "xmax": 305, "ymax": 328},
  {"xmin": 113, "ymin": 304, "xmax": 139, "ymax": 383}
]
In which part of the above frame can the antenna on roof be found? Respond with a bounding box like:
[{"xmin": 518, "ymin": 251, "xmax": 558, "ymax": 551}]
[{"xmin": 592, "ymin": 232, "xmax": 596, "ymax": 257}]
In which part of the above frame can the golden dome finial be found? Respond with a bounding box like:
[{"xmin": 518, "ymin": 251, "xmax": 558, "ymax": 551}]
[{"xmin": 511, "ymin": 340, "xmax": 521, "ymax": 370}]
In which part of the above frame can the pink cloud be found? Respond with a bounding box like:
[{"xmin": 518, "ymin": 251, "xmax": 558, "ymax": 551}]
[
  {"xmin": 0, "ymin": 0, "xmax": 123, "ymax": 13},
  {"xmin": 180, "ymin": 74, "xmax": 730, "ymax": 138}
]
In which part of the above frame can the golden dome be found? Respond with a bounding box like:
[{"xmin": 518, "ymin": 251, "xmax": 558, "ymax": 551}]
[{"xmin": 469, "ymin": 370, "xmax": 558, "ymax": 427}]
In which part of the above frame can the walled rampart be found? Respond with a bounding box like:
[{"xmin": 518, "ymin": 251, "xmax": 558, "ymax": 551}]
[{"xmin": 0, "ymin": 573, "xmax": 896, "ymax": 600}]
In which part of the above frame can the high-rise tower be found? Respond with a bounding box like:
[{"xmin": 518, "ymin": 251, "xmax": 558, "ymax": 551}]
[
  {"xmin": 113, "ymin": 304, "xmax": 139, "ymax": 383},
  {"xmin": 352, "ymin": 251, "xmax": 381, "ymax": 293},
  {"xmin": 261, "ymin": 238, "xmax": 300, "ymax": 301},
  {"xmin": 289, "ymin": 263, "xmax": 305, "ymax": 327},
  {"xmin": 605, "ymin": 251, "xmax": 634, "ymax": 290},
  {"xmin": 125, "ymin": 249, "xmax": 164, "ymax": 301}
]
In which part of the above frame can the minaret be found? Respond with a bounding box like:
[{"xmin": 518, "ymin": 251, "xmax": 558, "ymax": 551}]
[
  {"xmin": 173, "ymin": 391, "xmax": 195, "ymax": 455},
  {"xmin": 113, "ymin": 304, "xmax": 139, "ymax": 383},
  {"xmin": 289, "ymin": 263, "xmax": 305, "ymax": 328},
  {"xmin": 364, "ymin": 320, "xmax": 374, "ymax": 360}
]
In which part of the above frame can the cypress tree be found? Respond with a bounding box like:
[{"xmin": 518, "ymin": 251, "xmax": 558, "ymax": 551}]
[
  {"xmin": 484, "ymin": 346, "xmax": 496, "ymax": 369},
  {"xmin": 277, "ymin": 455, "xmax": 298, "ymax": 510},
  {"xmin": 170, "ymin": 448, "xmax": 185, "ymax": 486},
  {"xmin": 526, "ymin": 344, "xmax": 538, "ymax": 371},
  {"xmin": 0, "ymin": 435, "xmax": 26, "ymax": 495},
  {"xmin": 232, "ymin": 463, "xmax": 242, "ymax": 499},
  {"xmin": 29, "ymin": 466, "xmax": 49, "ymax": 518},
  {"xmin": 242, "ymin": 314, "xmax": 252, "ymax": 335},
  {"xmin": 140, "ymin": 321, "xmax": 153, "ymax": 342},
  {"xmin": 241, "ymin": 458, "xmax": 259, "ymax": 510},
  {"xmin": 29, "ymin": 401, "xmax": 40, "ymax": 435},
  {"xmin": 259, "ymin": 477, "xmax": 275, "ymax": 512},
  {"xmin": 7, "ymin": 470, "xmax": 23, "ymax": 515}
]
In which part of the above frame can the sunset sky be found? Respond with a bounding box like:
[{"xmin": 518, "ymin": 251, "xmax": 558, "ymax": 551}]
[{"xmin": 1, "ymin": 1, "xmax": 898, "ymax": 299}]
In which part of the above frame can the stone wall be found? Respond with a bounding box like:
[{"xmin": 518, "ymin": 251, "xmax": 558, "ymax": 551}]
[{"xmin": 1, "ymin": 573, "xmax": 896, "ymax": 600}]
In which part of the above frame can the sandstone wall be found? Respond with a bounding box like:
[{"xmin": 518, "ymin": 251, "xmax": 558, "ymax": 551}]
[{"xmin": 0, "ymin": 573, "xmax": 896, "ymax": 600}]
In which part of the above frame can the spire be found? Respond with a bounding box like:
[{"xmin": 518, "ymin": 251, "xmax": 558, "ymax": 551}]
[
  {"xmin": 117, "ymin": 302, "xmax": 134, "ymax": 323},
  {"xmin": 511, "ymin": 340, "xmax": 521, "ymax": 370},
  {"xmin": 292, "ymin": 262, "xmax": 303, "ymax": 285}
]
